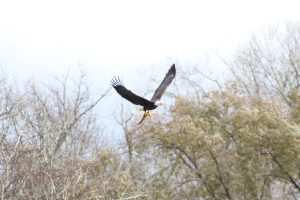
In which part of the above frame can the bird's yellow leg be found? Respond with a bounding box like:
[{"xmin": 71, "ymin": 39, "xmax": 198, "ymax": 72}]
[
  {"xmin": 137, "ymin": 111, "xmax": 151, "ymax": 125},
  {"xmin": 145, "ymin": 111, "xmax": 151, "ymax": 117}
]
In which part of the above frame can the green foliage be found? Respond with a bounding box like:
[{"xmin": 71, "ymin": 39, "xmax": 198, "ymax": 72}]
[{"xmin": 131, "ymin": 91, "xmax": 300, "ymax": 199}]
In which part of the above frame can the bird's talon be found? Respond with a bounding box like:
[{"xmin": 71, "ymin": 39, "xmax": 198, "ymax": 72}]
[{"xmin": 145, "ymin": 111, "xmax": 151, "ymax": 117}]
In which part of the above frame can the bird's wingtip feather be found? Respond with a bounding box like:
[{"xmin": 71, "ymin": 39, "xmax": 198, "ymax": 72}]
[
  {"xmin": 170, "ymin": 63, "xmax": 176, "ymax": 74},
  {"xmin": 111, "ymin": 76, "xmax": 124, "ymax": 87}
]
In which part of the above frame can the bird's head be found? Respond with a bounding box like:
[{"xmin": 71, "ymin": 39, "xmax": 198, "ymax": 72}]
[{"xmin": 154, "ymin": 100, "xmax": 163, "ymax": 106}]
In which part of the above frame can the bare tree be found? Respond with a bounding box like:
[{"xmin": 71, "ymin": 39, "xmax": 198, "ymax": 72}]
[
  {"xmin": 0, "ymin": 71, "xmax": 149, "ymax": 199},
  {"xmin": 229, "ymin": 22, "xmax": 300, "ymax": 107}
]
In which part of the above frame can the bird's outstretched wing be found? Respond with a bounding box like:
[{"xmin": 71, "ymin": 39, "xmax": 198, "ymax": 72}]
[
  {"xmin": 151, "ymin": 64, "xmax": 176, "ymax": 102},
  {"xmin": 111, "ymin": 77, "xmax": 152, "ymax": 107}
]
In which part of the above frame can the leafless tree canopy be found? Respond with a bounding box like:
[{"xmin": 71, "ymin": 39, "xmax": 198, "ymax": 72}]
[
  {"xmin": 0, "ymin": 73, "xmax": 148, "ymax": 199},
  {"xmin": 230, "ymin": 23, "xmax": 300, "ymax": 105}
]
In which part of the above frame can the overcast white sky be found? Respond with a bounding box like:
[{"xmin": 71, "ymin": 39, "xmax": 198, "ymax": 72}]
[
  {"xmin": 1, "ymin": 0, "xmax": 300, "ymax": 79},
  {"xmin": 1, "ymin": 0, "xmax": 300, "ymax": 140}
]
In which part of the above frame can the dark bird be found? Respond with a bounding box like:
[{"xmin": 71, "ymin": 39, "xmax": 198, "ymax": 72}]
[{"xmin": 111, "ymin": 64, "xmax": 176, "ymax": 124}]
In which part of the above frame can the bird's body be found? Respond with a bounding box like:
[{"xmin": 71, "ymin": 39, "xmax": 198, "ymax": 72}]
[
  {"xmin": 141, "ymin": 100, "xmax": 157, "ymax": 111},
  {"xmin": 111, "ymin": 64, "xmax": 176, "ymax": 124}
]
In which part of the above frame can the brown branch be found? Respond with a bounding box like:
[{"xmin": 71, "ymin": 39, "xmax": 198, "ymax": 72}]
[
  {"xmin": 270, "ymin": 152, "xmax": 300, "ymax": 192},
  {"xmin": 209, "ymin": 150, "xmax": 232, "ymax": 200}
]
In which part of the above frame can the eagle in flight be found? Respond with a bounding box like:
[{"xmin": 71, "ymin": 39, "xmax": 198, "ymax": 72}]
[{"xmin": 111, "ymin": 64, "xmax": 176, "ymax": 124}]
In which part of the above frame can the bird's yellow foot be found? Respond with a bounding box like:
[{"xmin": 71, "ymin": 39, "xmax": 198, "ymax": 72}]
[
  {"xmin": 145, "ymin": 111, "xmax": 151, "ymax": 117},
  {"xmin": 137, "ymin": 111, "xmax": 151, "ymax": 125}
]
